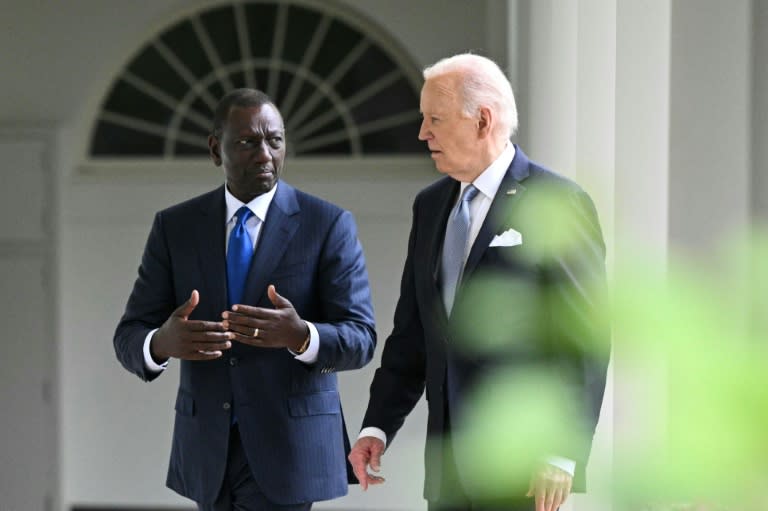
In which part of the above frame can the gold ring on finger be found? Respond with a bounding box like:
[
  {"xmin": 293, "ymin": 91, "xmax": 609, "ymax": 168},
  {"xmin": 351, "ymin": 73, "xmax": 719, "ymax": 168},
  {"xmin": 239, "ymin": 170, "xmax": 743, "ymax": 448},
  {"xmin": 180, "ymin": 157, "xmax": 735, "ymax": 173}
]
[{"xmin": 252, "ymin": 327, "xmax": 259, "ymax": 338}]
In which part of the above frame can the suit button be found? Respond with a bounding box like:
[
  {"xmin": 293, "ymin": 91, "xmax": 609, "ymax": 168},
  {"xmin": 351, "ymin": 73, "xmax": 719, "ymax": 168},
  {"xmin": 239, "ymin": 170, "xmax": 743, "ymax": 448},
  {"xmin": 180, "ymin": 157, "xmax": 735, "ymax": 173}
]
[
  {"xmin": 229, "ymin": 357, "xmax": 238, "ymax": 367},
  {"xmin": 223, "ymin": 402, "xmax": 231, "ymax": 410}
]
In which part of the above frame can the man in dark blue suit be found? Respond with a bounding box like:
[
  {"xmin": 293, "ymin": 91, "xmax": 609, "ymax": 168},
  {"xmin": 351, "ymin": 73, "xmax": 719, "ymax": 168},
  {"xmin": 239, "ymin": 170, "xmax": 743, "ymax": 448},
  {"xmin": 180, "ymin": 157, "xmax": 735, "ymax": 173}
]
[
  {"xmin": 349, "ymin": 54, "xmax": 610, "ymax": 511},
  {"xmin": 115, "ymin": 89, "xmax": 376, "ymax": 510}
]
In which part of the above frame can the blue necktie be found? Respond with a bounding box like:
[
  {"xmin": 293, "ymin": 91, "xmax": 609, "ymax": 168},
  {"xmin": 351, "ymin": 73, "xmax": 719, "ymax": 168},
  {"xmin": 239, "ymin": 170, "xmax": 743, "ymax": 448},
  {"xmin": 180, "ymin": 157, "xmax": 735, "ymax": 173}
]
[
  {"xmin": 227, "ymin": 206, "xmax": 255, "ymax": 307},
  {"xmin": 440, "ymin": 184, "xmax": 479, "ymax": 315}
]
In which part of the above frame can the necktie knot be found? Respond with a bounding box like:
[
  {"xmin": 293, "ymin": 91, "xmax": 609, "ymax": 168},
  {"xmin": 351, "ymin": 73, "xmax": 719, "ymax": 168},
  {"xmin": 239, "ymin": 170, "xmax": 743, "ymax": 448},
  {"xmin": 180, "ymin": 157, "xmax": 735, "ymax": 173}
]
[
  {"xmin": 235, "ymin": 206, "xmax": 254, "ymax": 227},
  {"xmin": 461, "ymin": 184, "xmax": 479, "ymax": 204}
]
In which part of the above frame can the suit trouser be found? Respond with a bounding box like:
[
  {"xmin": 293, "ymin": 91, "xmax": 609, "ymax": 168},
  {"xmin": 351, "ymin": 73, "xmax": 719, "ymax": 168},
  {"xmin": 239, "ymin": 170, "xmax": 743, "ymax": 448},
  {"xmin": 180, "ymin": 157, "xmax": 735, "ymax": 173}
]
[
  {"xmin": 198, "ymin": 425, "xmax": 312, "ymax": 511},
  {"xmin": 426, "ymin": 439, "xmax": 533, "ymax": 511}
]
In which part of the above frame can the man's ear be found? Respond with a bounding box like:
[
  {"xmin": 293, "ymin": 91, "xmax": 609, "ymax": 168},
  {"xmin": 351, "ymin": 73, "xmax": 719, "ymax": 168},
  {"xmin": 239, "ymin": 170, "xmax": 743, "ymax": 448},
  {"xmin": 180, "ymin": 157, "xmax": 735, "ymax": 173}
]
[
  {"xmin": 477, "ymin": 106, "xmax": 493, "ymax": 139},
  {"xmin": 208, "ymin": 134, "xmax": 222, "ymax": 166}
]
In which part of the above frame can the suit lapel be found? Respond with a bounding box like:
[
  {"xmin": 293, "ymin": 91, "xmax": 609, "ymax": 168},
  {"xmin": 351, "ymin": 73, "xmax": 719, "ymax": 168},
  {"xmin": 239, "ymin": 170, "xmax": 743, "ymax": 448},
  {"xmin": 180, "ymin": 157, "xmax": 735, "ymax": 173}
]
[
  {"xmin": 195, "ymin": 186, "xmax": 228, "ymax": 315},
  {"xmin": 462, "ymin": 147, "xmax": 531, "ymax": 283},
  {"xmin": 242, "ymin": 181, "xmax": 300, "ymax": 305},
  {"xmin": 424, "ymin": 179, "xmax": 460, "ymax": 326}
]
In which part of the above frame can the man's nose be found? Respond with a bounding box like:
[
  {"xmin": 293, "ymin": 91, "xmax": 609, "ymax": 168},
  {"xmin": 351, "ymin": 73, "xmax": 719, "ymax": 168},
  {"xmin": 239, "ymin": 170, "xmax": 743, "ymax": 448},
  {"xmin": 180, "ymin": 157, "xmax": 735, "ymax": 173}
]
[
  {"xmin": 253, "ymin": 141, "xmax": 271, "ymax": 162},
  {"xmin": 418, "ymin": 120, "xmax": 431, "ymax": 141}
]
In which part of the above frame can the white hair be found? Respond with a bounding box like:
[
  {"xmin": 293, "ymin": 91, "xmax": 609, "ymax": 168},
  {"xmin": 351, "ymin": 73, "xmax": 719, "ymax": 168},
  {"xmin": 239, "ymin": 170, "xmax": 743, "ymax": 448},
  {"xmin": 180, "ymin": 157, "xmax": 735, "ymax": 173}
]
[{"xmin": 423, "ymin": 53, "xmax": 518, "ymax": 140}]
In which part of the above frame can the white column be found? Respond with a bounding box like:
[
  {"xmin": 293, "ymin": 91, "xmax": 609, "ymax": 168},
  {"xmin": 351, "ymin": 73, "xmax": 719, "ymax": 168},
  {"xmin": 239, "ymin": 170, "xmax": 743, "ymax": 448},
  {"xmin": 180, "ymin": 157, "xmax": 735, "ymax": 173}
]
[
  {"xmin": 668, "ymin": 0, "xmax": 752, "ymax": 254},
  {"xmin": 668, "ymin": 0, "xmax": 753, "ymax": 338},
  {"xmin": 525, "ymin": 0, "xmax": 579, "ymax": 174},
  {"xmin": 524, "ymin": 0, "xmax": 616, "ymax": 235},
  {"xmin": 614, "ymin": 2, "xmax": 672, "ymax": 511}
]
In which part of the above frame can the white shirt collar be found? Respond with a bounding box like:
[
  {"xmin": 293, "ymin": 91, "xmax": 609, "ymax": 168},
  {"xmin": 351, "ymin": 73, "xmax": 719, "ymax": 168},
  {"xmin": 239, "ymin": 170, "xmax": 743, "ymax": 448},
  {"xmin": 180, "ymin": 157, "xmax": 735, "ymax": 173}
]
[
  {"xmin": 460, "ymin": 143, "xmax": 516, "ymax": 200},
  {"xmin": 224, "ymin": 182, "xmax": 278, "ymax": 224}
]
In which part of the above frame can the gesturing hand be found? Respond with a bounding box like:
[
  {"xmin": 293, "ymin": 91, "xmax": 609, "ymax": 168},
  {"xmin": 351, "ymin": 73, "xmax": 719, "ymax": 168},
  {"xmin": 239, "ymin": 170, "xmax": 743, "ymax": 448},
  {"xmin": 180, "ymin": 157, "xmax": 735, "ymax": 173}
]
[
  {"xmin": 348, "ymin": 436, "xmax": 386, "ymax": 490},
  {"xmin": 222, "ymin": 285, "xmax": 309, "ymax": 351},
  {"xmin": 526, "ymin": 463, "xmax": 573, "ymax": 511},
  {"xmin": 151, "ymin": 290, "xmax": 233, "ymax": 362}
]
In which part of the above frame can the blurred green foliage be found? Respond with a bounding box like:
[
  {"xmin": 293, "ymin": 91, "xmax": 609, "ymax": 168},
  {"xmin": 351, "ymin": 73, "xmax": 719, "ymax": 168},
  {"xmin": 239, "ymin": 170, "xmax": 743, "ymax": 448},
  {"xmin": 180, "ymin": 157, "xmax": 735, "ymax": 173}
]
[
  {"xmin": 444, "ymin": 220, "xmax": 767, "ymax": 510},
  {"xmin": 452, "ymin": 367, "xmax": 587, "ymax": 502}
]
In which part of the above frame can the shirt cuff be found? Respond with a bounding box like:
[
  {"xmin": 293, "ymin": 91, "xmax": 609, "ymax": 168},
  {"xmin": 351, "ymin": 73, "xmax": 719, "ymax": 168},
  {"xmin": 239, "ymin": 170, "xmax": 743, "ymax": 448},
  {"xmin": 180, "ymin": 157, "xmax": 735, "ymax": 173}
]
[
  {"xmin": 143, "ymin": 328, "xmax": 168, "ymax": 373},
  {"xmin": 291, "ymin": 321, "xmax": 319, "ymax": 364},
  {"xmin": 358, "ymin": 427, "xmax": 387, "ymax": 449},
  {"xmin": 546, "ymin": 456, "xmax": 576, "ymax": 476}
]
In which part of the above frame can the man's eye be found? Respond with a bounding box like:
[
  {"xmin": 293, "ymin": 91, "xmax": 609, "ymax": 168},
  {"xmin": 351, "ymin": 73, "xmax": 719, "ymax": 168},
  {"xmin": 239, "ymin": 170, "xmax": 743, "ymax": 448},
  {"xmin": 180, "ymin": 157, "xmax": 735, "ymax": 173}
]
[
  {"xmin": 431, "ymin": 117, "xmax": 439, "ymax": 124},
  {"xmin": 236, "ymin": 139, "xmax": 253, "ymax": 146},
  {"xmin": 269, "ymin": 137, "xmax": 283, "ymax": 146}
]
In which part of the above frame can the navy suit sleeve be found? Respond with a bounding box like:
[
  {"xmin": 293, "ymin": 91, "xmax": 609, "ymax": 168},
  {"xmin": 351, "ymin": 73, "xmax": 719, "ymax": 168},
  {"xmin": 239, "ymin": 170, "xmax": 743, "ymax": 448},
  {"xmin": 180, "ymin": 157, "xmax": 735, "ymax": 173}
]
[
  {"xmin": 311, "ymin": 209, "xmax": 377, "ymax": 372},
  {"xmin": 114, "ymin": 212, "xmax": 175, "ymax": 382},
  {"xmin": 361, "ymin": 196, "xmax": 427, "ymax": 443},
  {"xmin": 543, "ymin": 188, "xmax": 611, "ymax": 468}
]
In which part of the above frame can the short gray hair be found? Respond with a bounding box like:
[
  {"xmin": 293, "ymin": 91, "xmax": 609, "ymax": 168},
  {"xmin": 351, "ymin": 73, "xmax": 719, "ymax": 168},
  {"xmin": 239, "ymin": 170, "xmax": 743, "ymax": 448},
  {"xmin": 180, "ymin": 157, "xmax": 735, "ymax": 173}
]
[{"xmin": 423, "ymin": 53, "xmax": 518, "ymax": 140}]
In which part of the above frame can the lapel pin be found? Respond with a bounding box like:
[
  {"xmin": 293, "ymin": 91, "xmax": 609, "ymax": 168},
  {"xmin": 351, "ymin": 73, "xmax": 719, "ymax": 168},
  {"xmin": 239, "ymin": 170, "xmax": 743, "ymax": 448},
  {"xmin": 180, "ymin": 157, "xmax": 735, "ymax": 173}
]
[{"xmin": 506, "ymin": 188, "xmax": 517, "ymax": 195}]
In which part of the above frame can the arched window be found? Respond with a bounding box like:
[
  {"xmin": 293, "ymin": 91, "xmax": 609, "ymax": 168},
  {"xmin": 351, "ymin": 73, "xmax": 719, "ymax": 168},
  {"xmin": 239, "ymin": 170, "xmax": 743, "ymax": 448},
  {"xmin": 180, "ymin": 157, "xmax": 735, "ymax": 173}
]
[{"xmin": 89, "ymin": 0, "xmax": 424, "ymax": 158}]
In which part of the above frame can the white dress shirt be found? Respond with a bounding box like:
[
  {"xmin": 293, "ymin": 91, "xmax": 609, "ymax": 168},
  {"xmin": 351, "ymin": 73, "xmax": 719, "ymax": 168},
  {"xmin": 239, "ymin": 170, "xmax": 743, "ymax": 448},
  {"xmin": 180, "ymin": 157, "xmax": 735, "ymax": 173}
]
[
  {"xmin": 142, "ymin": 182, "xmax": 320, "ymax": 373},
  {"xmin": 358, "ymin": 144, "xmax": 576, "ymax": 477}
]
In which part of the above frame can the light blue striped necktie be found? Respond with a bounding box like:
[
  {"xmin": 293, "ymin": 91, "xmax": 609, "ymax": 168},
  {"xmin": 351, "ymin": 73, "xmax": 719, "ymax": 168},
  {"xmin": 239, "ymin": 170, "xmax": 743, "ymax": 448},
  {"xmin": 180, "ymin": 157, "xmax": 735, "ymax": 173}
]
[
  {"xmin": 227, "ymin": 206, "xmax": 254, "ymax": 308},
  {"xmin": 440, "ymin": 184, "xmax": 479, "ymax": 315}
]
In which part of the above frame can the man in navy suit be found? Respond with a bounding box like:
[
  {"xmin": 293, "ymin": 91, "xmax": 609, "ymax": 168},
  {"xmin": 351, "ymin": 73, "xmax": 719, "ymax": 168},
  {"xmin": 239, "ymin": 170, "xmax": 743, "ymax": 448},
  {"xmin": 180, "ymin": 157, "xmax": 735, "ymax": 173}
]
[
  {"xmin": 349, "ymin": 54, "xmax": 610, "ymax": 511},
  {"xmin": 114, "ymin": 88, "xmax": 376, "ymax": 510}
]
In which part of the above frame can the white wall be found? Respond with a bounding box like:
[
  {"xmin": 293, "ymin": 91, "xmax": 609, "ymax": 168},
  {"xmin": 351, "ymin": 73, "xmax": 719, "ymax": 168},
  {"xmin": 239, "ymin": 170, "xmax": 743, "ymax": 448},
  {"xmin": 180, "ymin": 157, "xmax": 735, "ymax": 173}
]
[
  {"xmin": 0, "ymin": 0, "xmax": 489, "ymax": 124},
  {"xmin": 753, "ymin": 0, "xmax": 768, "ymax": 225},
  {"xmin": 667, "ymin": 0, "xmax": 753, "ymax": 344},
  {"xmin": 0, "ymin": 129, "xmax": 58, "ymax": 511},
  {"xmin": 752, "ymin": 0, "xmax": 768, "ymax": 336}
]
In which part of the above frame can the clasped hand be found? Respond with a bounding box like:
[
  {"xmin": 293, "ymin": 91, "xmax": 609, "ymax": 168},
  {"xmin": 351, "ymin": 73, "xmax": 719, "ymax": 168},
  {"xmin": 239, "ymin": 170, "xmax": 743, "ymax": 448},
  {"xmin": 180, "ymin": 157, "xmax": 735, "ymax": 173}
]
[
  {"xmin": 222, "ymin": 284, "xmax": 308, "ymax": 351},
  {"xmin": 150, "ymin": 285, "xmax": 307, "ymax": 363}
]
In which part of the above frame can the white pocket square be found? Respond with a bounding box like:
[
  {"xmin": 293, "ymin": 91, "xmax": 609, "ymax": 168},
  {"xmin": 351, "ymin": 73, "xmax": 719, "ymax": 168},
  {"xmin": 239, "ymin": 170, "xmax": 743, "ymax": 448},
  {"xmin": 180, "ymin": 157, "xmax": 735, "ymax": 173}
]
[{"xmin": 489, "ymin": 228, "xmax": 523, "ymax": 247}]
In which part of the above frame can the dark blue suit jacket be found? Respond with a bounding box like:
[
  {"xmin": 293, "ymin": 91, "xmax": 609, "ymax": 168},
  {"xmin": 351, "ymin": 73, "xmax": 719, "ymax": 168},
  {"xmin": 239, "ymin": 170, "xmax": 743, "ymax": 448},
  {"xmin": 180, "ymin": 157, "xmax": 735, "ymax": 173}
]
[
  {"xmin": 362, "ymin": 147, "xmax": 610, "ymax": 499},
  {"xmin": 115, "ymin": 181, "xmax": 376, "ymax": 505}
]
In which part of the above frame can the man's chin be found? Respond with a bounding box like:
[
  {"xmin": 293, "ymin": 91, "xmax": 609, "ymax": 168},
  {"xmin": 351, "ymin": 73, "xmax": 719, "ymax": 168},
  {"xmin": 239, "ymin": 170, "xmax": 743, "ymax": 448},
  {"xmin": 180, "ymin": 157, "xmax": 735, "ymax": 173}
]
[
  {"xmin": 252, "ymin": 172, "xmax": 277, "ymax": 186},
  {"xmin": 255, "ymin": 180, "xmax": 276, "ymax": 194},
  {"xmin": 433, "ymin": 163, "xmax": 451, "ymax": 174}
]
